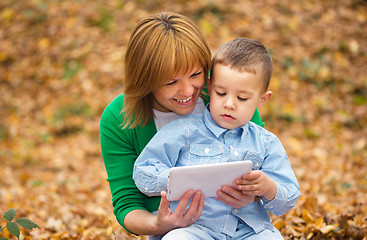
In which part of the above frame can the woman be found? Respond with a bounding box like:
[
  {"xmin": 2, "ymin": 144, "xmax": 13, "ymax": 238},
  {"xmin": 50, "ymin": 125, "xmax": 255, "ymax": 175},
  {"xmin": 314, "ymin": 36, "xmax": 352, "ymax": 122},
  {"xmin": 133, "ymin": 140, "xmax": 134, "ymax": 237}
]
[{"xmin": 100, "ymin": 12, "xmax": 264, "ymax": 236}]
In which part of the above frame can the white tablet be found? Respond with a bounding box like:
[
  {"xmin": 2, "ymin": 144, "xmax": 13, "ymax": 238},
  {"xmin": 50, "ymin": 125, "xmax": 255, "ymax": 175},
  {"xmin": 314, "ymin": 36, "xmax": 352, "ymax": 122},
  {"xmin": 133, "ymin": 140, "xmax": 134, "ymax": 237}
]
[{"xmin": 166, "ymin": 161, "xmax": 253, "ymax": 201}]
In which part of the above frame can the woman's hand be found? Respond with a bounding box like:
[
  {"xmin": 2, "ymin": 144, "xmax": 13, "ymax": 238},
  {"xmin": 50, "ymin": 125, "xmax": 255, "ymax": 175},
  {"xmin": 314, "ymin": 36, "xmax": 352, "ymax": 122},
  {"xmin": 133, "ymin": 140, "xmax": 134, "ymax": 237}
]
[
  {"xmin": 154, "ymin": 190, "xmax": 204, "ymax": 234},
  {"xmin": 124, "ymin": 190, "xmax": 204, "ymax": 235}
]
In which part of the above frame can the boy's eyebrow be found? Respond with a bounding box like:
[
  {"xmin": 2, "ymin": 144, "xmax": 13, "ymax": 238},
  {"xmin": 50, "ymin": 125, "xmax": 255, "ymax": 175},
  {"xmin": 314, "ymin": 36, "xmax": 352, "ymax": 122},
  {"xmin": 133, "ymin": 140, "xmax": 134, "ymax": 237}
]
[{"xmin": 238, "ymin": 90, "xmax": 253, "ymax": 95}]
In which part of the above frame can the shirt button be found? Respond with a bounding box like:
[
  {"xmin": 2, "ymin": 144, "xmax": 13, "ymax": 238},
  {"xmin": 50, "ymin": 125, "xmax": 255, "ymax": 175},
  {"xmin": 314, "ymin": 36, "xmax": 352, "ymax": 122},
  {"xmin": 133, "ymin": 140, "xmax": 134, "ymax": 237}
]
[
  {"xmin": 233, "ymin": 208, "xmax": 239, "ymax": 214},
  {"xmin": 254, "ymin": 163, "xmax": 259, "ymax": 168},
  {"xmin": 145, "ymin": 187, "xmax": 149, "ymax": 191},
  {"xmin": 234, "ymin": 151, "xmax": 239, "ymax": 156},
  {"xmin": 204, "ymin": 148, "xmax": 209, "ymax": 154}
]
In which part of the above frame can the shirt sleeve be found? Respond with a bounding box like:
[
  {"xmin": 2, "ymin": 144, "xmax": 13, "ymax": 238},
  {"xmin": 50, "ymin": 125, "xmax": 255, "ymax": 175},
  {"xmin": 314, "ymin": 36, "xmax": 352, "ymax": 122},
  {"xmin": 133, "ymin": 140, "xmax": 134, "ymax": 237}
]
[
  {"xmin": 133, "ymin": 121, "xmax": 187, "ymax": 196},
  {"xmin": 260, "ymin": 133, "xmax": 301, "ymax": 216},
  {"xmin": 100, "ymin": 104, "xmax": 149, "ymax": 233}
]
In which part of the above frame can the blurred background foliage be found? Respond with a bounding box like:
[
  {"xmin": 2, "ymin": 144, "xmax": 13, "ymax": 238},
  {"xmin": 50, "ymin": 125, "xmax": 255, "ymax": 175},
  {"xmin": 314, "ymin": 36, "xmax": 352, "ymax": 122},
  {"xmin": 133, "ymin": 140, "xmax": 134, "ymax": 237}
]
[{"xmin": 0, "ymin": 0, "xmax": 366, "ymax": 239}]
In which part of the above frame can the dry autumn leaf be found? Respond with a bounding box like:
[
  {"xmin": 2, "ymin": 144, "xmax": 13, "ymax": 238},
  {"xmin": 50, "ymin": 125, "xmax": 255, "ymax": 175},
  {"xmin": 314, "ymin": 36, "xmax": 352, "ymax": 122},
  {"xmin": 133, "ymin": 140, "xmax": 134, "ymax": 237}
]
[{"xmin": 1, "ymin": 0, "xmax": 366, "ymax": 239}]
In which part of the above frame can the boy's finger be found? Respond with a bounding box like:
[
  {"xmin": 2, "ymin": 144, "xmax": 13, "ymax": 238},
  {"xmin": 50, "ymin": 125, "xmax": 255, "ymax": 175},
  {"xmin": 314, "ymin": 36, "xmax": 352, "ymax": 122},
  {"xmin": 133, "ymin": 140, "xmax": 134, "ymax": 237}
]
[
  {"xmin": 242, "ymin": 171, "xmax": 260, "ymax": 180},
  {"xmin": 215, "ymin": 192, "xmax": 242, "ymax": 209}
]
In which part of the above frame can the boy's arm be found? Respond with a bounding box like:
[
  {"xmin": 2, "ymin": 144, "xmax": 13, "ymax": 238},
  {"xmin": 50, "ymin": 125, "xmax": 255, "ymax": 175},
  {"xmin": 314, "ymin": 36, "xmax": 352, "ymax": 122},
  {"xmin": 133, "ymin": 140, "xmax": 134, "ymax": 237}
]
[
  {"xmin": 133, "ymin": 124, "xmax": 187, "ymax": 196},
  {"xmin": 256, "ymin": 134, "xmax": 301, "ymax": 216}
]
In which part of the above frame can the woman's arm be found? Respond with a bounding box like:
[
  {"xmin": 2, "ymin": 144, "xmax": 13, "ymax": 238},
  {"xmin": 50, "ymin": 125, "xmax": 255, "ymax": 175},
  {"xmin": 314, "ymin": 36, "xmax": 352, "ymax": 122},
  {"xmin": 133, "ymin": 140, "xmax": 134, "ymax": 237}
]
[{"xmin": 100, "ymin": 104, "xmax": 150, "ymax": 233}]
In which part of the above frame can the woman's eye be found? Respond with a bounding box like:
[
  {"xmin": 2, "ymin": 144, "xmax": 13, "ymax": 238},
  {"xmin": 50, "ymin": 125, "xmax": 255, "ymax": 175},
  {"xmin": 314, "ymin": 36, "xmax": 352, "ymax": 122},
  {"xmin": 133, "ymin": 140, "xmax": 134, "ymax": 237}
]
[
  {"xmin": 166, "ymin": 80, "xmax": 177, "ymax": 86},
  {"xmin": 191, "ymin": 71, "xmax": 202, "ymax": 77},
  {"xmin": 238, "ymin": 97, "xmax": 249, "ymax": 101},
  {"xmin": 216, "ymin": 91, "xmax": 226, "ymax": 96}
]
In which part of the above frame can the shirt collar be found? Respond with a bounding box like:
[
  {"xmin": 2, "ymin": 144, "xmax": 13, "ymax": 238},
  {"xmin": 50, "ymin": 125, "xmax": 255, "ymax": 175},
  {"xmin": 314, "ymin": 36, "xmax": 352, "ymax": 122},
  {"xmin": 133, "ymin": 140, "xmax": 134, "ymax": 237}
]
[{"xmin": 203, "ymin": 104, "xmax": 249, "ymax": 138}]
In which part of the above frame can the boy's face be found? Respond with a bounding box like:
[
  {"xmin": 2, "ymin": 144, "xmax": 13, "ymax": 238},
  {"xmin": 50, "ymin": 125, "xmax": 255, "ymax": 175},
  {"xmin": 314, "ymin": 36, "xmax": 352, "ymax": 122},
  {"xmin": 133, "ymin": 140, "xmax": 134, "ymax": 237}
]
[{"xmin": 209, "ymin": 64, "xmax": 271, "ymax": 129}]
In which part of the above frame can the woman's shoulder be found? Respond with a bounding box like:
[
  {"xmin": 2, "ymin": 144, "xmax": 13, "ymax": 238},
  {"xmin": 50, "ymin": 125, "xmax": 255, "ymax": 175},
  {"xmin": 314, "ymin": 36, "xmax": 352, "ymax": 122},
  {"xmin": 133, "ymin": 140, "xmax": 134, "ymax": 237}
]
[
  {"xmin": 100, "ymin": 94, "xmax": 123, "ymax": 129},
  {"xmin": 103, "ymin": 94, "xmax": 124, "ymax": 116},
  {"xmin": 100, "ymin": 94, "xmax": 129, "ymax": 132},
  {"xmin": 100, "ymin": 94, "xmax": 156, "ymax": 144}
]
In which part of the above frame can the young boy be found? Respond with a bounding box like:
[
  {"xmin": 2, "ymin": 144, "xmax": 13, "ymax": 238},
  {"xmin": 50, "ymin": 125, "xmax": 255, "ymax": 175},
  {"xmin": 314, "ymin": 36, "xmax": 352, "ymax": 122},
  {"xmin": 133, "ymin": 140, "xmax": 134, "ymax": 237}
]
[{"xmin": 133, "ymin": 38, "xmax": 300, "ymax": 239}]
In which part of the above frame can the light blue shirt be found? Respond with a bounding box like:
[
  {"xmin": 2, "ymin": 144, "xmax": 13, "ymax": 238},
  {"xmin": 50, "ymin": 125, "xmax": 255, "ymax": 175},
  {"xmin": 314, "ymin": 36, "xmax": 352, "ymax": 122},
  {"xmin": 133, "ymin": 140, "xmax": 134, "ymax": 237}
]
[{"xmin": 133, "ymin": 107, "xmax": 300, "ymax": 236}]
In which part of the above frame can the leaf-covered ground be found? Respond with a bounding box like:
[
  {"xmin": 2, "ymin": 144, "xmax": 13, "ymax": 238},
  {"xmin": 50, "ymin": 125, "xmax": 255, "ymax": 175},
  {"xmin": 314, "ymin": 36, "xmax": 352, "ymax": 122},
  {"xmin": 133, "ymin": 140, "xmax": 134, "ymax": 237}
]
[{"xmin": 1, "ymin": 0, "xmax": 366, "ymax": 239}]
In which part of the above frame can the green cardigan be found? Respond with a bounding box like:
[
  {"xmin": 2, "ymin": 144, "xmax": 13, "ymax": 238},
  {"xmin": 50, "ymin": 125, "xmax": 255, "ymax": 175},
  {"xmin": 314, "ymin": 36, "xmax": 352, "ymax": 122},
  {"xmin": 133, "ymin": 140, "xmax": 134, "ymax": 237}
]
[{"xmin": 100, "ymin": 94, "xmax": 264, "ymax": 233}]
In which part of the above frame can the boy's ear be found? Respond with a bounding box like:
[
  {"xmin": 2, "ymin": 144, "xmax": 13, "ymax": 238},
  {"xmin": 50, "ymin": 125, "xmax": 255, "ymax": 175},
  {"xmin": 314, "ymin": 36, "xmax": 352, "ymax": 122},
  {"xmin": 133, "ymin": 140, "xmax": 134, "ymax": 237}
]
[{"xmin": 258, "ymin": 91, "xmax": 272, "ymax": 108}]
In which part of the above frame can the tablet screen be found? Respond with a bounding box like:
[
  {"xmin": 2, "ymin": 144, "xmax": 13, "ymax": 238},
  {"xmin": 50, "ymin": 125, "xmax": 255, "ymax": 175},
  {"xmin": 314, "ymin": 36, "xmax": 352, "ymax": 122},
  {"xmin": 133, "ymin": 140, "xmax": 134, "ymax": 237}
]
[{"xmin": 166, "ymin": 161, "xmax": 253, "ymax": 201}]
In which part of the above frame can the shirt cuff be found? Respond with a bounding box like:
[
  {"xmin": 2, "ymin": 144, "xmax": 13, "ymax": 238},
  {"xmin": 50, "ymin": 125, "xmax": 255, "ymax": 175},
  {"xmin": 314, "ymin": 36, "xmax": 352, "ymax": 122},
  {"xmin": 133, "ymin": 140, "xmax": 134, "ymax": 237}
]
[
  {"xmin": 262, "ymin": 183, "xmax": 288, "ymax": 214},
  {"xmin": 157, "ymin": 168, "xmax": 170, "ymax": 191}
]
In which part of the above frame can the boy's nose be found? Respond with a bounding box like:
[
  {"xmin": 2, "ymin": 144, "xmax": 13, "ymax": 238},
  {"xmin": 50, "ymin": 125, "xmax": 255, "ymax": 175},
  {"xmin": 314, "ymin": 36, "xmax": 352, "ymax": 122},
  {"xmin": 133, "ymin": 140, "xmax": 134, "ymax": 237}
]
[{"xmin": 224, "ymin": 97, "xmax": 235, "ymax": 109}]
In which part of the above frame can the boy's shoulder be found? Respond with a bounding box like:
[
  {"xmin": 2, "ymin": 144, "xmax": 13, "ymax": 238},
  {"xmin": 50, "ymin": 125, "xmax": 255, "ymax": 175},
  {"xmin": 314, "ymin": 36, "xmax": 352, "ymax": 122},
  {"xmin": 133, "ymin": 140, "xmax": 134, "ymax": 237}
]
[
  {"xmin": 161, "ymin": 113, "xmax": 204, "ymax": 131},
  {"xmin": 178, "ymin": 112, "xmax": 203, "ymax": 122},
  {"xmin": 247, "ymin": 121, "xmax": 278, "ymax": 140}
]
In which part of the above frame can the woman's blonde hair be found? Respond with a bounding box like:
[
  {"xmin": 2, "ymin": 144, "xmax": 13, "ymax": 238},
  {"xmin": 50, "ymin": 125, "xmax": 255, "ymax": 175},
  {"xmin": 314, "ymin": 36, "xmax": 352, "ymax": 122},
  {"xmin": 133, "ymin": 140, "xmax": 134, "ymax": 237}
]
[{"xmin": 122, "ymin": 12, "xmax": 211, "ymax": 129}]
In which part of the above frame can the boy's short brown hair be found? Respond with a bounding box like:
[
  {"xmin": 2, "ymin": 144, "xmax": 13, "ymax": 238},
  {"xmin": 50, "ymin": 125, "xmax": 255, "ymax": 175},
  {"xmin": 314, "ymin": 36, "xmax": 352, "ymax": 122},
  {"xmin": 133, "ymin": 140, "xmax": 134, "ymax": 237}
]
[{"xmin": 211, "ymin": 38, "xmax": 272, "ymax": 92}]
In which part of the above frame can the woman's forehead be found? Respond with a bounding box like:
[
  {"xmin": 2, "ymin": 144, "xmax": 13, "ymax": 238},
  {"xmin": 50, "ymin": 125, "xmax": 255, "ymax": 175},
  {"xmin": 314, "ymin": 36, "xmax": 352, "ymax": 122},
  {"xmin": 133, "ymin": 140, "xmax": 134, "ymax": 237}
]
[{"xmin": 173, "ymin": 55, "xmax": 201, "ymax": 75}]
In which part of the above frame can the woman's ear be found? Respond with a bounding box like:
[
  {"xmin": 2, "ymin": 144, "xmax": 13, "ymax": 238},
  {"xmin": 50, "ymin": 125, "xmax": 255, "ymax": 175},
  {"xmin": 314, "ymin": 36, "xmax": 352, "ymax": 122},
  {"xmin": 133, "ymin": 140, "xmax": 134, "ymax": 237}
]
[{"xmin": 258, "ymin": 91, "xmax": 272, "ymax": 108}]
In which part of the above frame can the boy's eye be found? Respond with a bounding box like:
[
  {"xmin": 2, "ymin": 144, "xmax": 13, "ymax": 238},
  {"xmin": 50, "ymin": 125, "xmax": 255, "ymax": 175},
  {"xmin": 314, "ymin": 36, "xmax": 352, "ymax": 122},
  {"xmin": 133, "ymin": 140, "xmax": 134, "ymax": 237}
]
[
  {"xmin": 216, "ymin": 91, "xmax": 226, "ymax": 96},
  {"xmin": 238, "ymin": 97, "xmax": 249, "ymax": 101}
]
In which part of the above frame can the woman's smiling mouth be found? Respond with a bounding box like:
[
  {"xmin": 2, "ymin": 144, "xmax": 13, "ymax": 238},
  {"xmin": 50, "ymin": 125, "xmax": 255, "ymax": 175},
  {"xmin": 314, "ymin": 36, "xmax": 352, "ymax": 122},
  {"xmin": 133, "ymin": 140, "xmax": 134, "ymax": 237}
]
[{"xmin": 175, "ymin": 96, "xmax": 193, "ymax": 103}]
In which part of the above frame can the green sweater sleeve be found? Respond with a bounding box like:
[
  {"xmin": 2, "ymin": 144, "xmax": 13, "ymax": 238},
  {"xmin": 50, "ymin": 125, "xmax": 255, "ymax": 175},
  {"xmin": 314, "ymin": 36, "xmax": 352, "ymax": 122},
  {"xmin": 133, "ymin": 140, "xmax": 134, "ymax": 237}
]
[{"xmin": 100, "ymin": 95, "xmax": 160, "ymax": 233}]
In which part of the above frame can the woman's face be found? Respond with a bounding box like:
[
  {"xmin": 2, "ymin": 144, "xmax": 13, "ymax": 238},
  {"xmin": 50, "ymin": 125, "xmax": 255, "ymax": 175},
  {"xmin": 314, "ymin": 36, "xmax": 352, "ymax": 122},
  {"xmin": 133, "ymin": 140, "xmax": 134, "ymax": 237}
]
[{"xmin": 152, "ymin": 66, "xmax": 205, "ymax": 116}]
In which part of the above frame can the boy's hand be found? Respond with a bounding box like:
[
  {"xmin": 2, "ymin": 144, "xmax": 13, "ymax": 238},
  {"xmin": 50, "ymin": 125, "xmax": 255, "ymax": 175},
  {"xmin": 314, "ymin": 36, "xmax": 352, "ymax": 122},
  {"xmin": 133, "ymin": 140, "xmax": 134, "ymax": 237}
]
[
  {"xmin": 233, "ymin": 170, "xmax": 277, "ymax": 201},
  {"xmin": 215, "ymin": 187, "xmax": 255, "ymax": 209}
]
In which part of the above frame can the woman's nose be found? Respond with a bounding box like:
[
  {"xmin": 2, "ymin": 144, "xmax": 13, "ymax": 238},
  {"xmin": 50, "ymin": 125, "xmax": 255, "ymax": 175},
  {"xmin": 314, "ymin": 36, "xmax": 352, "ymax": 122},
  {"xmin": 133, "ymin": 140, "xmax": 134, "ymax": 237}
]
[{"xmin": 178, "ymin": 79, "xmax": 194, "ymax": 96}]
